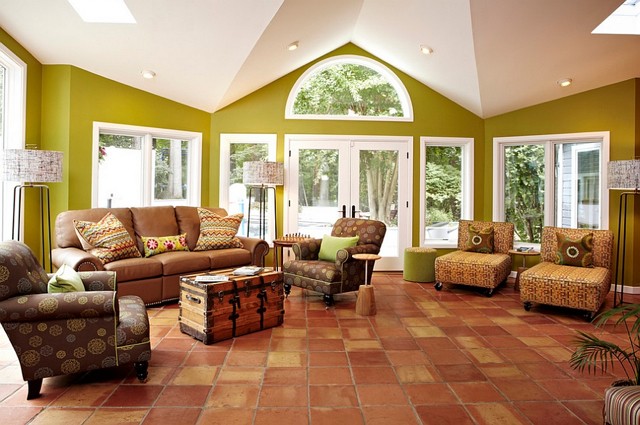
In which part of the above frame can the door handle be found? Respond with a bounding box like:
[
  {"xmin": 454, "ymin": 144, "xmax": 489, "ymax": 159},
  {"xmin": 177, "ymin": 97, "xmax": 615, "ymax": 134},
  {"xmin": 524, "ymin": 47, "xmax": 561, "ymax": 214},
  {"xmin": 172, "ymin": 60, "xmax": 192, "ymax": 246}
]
[
  {"xmin": 339, "ymin": 205, "xmax": 346, "ymax": 218},
  {"xmin": 351, "ymin": 205, "xmax": 356, "ymax": 218}
]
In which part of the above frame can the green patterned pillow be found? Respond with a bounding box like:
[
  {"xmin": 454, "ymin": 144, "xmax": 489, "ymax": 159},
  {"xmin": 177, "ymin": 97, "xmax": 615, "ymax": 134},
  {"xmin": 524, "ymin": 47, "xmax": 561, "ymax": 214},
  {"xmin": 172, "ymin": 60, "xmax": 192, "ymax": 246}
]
[
  {"xmin": 555, "ymin": 232, "xmax": 594, "ymax": 267},
  {"xmin": 142, "ymin": 233, "xmax": 189, "ymax": 257},
  {"xmin": 465, "ymin": 225, "xmax": 494, "ymax": 253},
  {"xmin": 194, "ymin": 208, "xmax": 244, "ymax": 251},
  {"xmin": 48, "ymin": 264, "xmax": 85, "ymax": 293},
  {"xmin": 74, "ymin": 213, "xmax": 141, "ymax": 264}
]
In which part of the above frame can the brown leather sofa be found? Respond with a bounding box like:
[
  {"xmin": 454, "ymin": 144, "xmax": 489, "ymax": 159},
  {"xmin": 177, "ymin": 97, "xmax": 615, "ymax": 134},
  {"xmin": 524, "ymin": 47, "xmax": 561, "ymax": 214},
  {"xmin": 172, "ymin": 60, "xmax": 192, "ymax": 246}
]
[{"xmin": 52, "ymin": 206, "xmax": 269, "ymax": 305}]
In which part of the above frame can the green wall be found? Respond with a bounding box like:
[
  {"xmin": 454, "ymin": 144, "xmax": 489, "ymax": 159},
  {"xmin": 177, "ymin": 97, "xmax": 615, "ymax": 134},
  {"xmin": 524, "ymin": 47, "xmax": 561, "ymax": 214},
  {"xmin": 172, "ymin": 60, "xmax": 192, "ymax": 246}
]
[
  {"xmin": 40, "ymin": 65, "xmax": 212, "ymax": 219},
  {"xmin": 211, "ymin": 44, "xmax": 486, "ymax": 246},
  {"xmin": 485, "ymin": 79, "xmax": 640, "ymax": 287}
]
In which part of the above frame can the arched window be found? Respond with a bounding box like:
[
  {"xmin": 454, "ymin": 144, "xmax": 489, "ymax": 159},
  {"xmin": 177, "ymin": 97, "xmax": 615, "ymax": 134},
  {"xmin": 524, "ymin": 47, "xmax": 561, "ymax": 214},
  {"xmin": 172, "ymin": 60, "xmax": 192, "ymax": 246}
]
[{"xmin": 286, "ymin": 55, "xmax": 413, "ymax": 122}]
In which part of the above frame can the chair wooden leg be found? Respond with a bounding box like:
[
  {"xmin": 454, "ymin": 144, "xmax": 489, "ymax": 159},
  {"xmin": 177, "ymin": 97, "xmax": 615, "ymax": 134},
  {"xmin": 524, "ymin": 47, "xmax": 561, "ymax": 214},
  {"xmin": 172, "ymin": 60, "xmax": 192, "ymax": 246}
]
[
  {"xmin": 27, "ymin": 378, "xmax": 43, "ymax": 400},
  {"xmin": 134, "ymin": 361, "xmax": 149, "ymax": 383}
]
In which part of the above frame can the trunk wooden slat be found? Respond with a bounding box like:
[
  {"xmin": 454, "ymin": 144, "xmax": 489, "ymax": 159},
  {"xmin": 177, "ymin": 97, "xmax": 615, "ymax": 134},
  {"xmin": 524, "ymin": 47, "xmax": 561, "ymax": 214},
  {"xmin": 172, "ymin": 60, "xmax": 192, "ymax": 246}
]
[{"xmin": 179, "ymin": 268, "xmax": 284, "ymax": 344}]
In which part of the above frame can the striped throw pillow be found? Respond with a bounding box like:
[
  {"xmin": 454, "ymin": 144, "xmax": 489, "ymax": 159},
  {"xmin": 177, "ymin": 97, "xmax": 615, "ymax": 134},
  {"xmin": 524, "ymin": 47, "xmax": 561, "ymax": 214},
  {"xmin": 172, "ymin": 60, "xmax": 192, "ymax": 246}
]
[
  {"xmin": 74, "ymin": 213, "xmax": 141, "ymax": 264},
  {"xmin": 194, "ymin": 208, "xmax": 244, "ymax": 251}
]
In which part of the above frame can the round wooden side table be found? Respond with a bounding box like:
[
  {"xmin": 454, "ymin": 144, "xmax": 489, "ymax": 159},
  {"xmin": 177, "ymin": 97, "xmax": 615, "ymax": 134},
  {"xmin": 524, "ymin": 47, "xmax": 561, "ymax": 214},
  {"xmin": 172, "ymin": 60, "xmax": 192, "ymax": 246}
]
[
  {"xmin": 353, "ymin": 253, "xmax": 381, "ymax": 316},
  {"xmin": 508, "ymin": 249, "xmax": 540, "ymax": 291}
]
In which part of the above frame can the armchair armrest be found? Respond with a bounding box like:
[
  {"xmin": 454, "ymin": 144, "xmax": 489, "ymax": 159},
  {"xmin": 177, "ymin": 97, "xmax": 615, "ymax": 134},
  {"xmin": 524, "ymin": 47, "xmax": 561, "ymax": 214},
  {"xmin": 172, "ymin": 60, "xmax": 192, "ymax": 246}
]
[
  {"xmin": 292, "ymin": 239, "xmax": 322, "ymax": 260},
  {"xmin": 237, "ymin": 236, "xmax": 269, "ymax": 266},
  {"xmin": 336, "ymin": 243, "xmax": 380, "ymax": 267},
  {"xmin": 52, "ymin": 247, "xmax": 104, "ymax": 271},
  {"xmin": 0, "ymin": 291, "xmax": 117, "ymax": 323},
  {"xmin": 79, "ymin": 271, "xmax": 117, "ymax": 291}
]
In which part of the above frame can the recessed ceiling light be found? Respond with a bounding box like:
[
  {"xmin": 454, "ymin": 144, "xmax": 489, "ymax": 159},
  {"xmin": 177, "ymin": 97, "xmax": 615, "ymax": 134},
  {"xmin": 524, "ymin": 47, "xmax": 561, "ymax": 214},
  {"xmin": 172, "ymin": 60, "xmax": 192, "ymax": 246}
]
[
  {"xmin": 420, "ymin": 45, "xmax": 434, "ymax": 55},
  {"xmin": 141, "ymin": 70, "xmax": 156, "ymax": 79},
  {"xmin": 557, "ymin": 78, "xmax": 573, "ymax": 87},
  {"xmin": 287, "ymin": 41, "xmax": 299, "ymax": 51},
  {"xmin": 68, "ymin": 0, "xmax": 136, "ymax": 24}
]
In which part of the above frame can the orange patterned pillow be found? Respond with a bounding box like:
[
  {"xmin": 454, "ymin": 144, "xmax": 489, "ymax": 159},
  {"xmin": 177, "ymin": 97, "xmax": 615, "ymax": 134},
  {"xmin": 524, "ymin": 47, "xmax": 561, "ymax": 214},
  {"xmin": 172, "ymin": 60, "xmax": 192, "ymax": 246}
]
[
  {"xmin": 74, "ymin": 213, "xmax": 141, "ymax": 264},
  {"xmin": 555, "ymin": 232, "xmax": 593, "ymax": 267},
  {"xmin": 194, "ymin": 208, "xmax": 244, "ymax": 251}
]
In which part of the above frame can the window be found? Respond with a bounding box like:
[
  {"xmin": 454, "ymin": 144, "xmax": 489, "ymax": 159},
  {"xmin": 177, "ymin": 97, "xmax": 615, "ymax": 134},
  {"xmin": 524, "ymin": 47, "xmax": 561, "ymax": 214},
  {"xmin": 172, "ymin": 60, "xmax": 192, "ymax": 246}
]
[
  {"xmin": 493, "ymin": 132, "xmax": 610, "ymax": 244},
  {"xmin": 420, "ymin": 137, "xmax": 474, "ymax": 246},
  {"xmin": 286, "ymin": 55, "xmax": 413, "ymax": 122},
  {"xmin": 92, "ymin": 122, "xmax": 201, "ymax": 207},
  {"xmin": 0, "ymin": 43, "xmax": 26, "ymax": 240},
  {"xmin": 219, "ymin": 134, "xmax": 277, "ymax": 241}
]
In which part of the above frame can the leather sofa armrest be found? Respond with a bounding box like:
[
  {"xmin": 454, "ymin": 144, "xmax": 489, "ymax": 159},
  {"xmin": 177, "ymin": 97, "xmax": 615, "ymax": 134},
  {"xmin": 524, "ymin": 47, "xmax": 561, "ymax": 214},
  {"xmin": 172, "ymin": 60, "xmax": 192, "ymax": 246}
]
[
  {"xmin": 335, "ymin": 243, "xmax": 379, "ymax": 267},
  {"xmin": 52, "ymin": 247, "xmax": 104, "ymax": 271},
  {"xmin": 292, "ymin": 239, "xmax": 322, "ymax": 260},
  {"xmin": 237, "ymin": 236, "xmax": 269, "ymax": 267},
  {"xmin": 0, "ymin": 291, "xmax": 117, "ymax": 323}
]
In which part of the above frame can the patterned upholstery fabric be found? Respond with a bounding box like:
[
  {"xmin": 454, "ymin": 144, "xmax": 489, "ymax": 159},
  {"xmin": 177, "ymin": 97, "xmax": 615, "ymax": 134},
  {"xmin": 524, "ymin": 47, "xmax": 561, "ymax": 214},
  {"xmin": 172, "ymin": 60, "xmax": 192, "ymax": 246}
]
[
  {"xmin": 435, "ymin": 220, "xmax": 514, "ymax": 292},
  {"xmin": 519, "ymin": 227, "xmax": 613, "ymax": 317},
  {"xmin": 604, "ymin": 385, "xmax": 640, "ymax": 425},
  {"xmin": 194, "ymin": 208, "xmax": 243, "ymax": 251},
  {"xmin": 283, "ymin": 218, "xmax": 386, "ymax": 299},
  {"xmin": 0, "ymin": 240, "xmax": 151, "ymax": 399}
]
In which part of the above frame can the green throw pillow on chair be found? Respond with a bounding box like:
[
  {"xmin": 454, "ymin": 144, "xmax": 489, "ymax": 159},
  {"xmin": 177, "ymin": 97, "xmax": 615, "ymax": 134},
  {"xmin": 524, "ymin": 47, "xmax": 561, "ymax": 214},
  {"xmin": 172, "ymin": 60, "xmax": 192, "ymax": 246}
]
[
  {"xmin": 318, "ymin": 235, "xmax": 359, "ymax": 261},
  {"xmin": 48, "ymin": 264, "xmax": 85, "ymax": 293}
]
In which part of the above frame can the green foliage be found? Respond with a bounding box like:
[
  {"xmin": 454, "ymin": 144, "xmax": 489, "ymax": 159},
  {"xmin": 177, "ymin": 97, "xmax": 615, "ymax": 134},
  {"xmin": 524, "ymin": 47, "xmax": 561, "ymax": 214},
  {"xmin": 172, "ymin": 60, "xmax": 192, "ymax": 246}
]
[
  {"xmin": 360, "ymin": 150, "xmax": 398, "ymax": 224},
  {"xmin": 298, "ymin": 149, "xmax": 338, "ymax": 207},
  {"xmin": 424, "ymin": 146, "xmax": 461, "ymax": 225},
  {"xmin": 229, "ymin": 144, "xmax": 269, "ymax": 184},
  {"xmin": 504, "ymin": 145, "xmax": 545, "ymax": 242},
  {"xmin": 293, "ymin": 63, "xmax": 403, "ymax": 117},
  {"xmin": 570, "ymin": 303, "xmax": 640, "ymax": 385}
]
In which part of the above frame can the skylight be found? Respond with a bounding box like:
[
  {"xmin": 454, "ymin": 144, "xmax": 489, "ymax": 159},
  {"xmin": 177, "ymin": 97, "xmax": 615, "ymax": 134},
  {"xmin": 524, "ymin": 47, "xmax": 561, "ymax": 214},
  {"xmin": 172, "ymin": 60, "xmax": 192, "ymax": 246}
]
[
  {"xmin": 68, "ymin": 0, "xmax": 136, "ymax": 23},
  {"xmin": 593, "ymin": 0, "xmax": 640, "ymax": 35}
]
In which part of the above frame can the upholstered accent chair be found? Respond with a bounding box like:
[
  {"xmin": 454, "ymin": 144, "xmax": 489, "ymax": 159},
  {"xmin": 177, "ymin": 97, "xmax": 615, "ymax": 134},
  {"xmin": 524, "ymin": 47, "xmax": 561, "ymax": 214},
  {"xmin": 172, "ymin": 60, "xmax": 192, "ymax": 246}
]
[
  {"xmin": 283, "ymin": 218, "xmax": 386, "ymax": 306},
  {"xmin": 519, "ymin": 226, "xmax": 613, "ymax": 320},
  {"xmin": 0, "ymin": 241, "xmax": 151, "ymax": 399},
  {"xmin": 604, "ymin": 385, "xmax": 640, "ymax": 425},
  {"xmin": 434, "ymin": 220, "xmax": 514, "ymax": 296}
]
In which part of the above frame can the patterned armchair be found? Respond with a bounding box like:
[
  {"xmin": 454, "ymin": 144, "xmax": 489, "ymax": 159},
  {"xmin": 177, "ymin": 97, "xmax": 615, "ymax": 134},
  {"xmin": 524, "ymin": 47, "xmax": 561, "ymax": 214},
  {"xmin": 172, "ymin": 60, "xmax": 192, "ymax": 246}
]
[
  {"xmin": 0, "ymin": 241, "xmax": 151, "ymax": 399},
  {"xmin": 434, "ymin": 220, "xmax": 514, "ymax": 296},
  {"xmin": 519, "ymin": 226, "xmax": 613, "ymax": 320},
  {"xmin": 283, "ymin": 218, "xmax": 386, "ymax": 306}
]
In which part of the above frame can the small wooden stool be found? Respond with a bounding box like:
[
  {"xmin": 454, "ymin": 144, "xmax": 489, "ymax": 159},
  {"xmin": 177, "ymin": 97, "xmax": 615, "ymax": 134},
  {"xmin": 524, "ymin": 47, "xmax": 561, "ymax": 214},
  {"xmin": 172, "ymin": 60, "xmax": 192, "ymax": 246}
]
[{"xmin": 353, "ymin": 253, "xmax": 380, "ymax": 316}]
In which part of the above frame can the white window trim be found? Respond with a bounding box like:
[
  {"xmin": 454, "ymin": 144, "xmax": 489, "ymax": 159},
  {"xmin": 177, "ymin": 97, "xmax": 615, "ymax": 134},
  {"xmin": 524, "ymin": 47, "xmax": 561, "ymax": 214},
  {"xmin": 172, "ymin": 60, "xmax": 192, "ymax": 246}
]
[
  {"xmin": 492, "ymin": 131, "xmax": 610, "ymax": 242},
  {"xmin": 420, "ymin": 136, "xmax": 474, "ymax": 248},
  {"xmin": 91, "ymin": 122, "xmax": 202, "ymax": 207},
  {"xmin": 285, "ymin": 55, "xmax": 414, "ymax": 122},
  {"xmin": 0, "ymin": 42, "xmax": 27, "ymax": 241}
]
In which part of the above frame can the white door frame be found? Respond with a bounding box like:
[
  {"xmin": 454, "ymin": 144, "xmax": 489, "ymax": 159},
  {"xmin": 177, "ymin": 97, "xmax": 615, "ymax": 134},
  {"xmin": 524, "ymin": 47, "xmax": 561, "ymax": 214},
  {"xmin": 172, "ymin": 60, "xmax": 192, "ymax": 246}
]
[{"xmin": 284, "ymin": 134, "xmax": 413, "ymax": 270}]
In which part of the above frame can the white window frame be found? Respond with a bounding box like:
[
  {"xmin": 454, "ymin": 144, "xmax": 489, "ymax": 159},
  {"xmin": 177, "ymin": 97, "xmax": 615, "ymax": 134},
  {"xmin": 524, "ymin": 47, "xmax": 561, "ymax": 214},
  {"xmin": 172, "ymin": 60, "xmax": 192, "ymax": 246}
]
[
  {"xmin": 493, "ymin": 131, "xmax": 610, "ymax": 246},
  {"xmin": 420, "ymin": 136, "xmax": 474, "ymax": 248},
  {"xmin": 0, "ymin": 43, "xmax": 27, "ymax": 241},
  {"xmin": 219, "ymin": 133, "xmax": 277, "ymax": 239},
  {"xmin": 285, "ymin": 55, "xmax": 414, "ymax": 122},
  {"xmin": 91, "ymin": 122, "xmax": 202, "ymax": 207}
]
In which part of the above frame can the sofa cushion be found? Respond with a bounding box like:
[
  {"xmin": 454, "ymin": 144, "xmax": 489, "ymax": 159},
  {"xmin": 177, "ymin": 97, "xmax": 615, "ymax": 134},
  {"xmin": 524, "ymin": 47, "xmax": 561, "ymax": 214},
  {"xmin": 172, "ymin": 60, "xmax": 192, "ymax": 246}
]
[
  {"xmin": 74, "ymin": 213, "xmax": 142, "ymax": 264},
  {"xmin": 141, "ymin": 234, "xmax": 189, "ymax": 257},
  {"xmin": 175, "ymin": 206, "xmax": 229, "ymax": 250},
  {"xmin": 103, "ymin": 256, "xmax": 163, "ymax": 282},
  {"xmin": 131, "ymin": 206, "xmax": 180, "ymax": 253},
  {"xmin": 194, "ymin": 208, "xmax": 243, "ymax": 251},
  {"xmin": 203, "ymin": 248, "xmax": 252, "ymax": 269},
  {"xmin": 555, "ymin": 232, "xmax": 594, "ymax": 267},
  {"xmin": 56, "ymin": 208, "xmax": 134, "ymax": 249},
  {"xmin": 150, "ymin": 251, "xmax": 210, "ymax": 276},
  {"xmin": 465, "ymin": 225, "xmax": 494, "ymax": 254}
]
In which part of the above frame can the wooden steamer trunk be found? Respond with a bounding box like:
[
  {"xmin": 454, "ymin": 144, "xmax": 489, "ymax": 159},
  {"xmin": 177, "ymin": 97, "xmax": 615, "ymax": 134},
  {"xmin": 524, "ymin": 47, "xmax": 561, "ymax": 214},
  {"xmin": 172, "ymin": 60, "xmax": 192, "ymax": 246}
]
[{"xmin": 179, "ymin": 269, "xmax": 284, "ymax": 344}]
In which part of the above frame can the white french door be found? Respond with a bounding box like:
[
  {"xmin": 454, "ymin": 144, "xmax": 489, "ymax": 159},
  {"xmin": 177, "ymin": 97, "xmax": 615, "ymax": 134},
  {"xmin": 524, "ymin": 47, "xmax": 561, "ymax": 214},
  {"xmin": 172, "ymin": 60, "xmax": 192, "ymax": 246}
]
[{"xmin": 285, "ymin": 135, "xmax": 412, "ymax": 270}]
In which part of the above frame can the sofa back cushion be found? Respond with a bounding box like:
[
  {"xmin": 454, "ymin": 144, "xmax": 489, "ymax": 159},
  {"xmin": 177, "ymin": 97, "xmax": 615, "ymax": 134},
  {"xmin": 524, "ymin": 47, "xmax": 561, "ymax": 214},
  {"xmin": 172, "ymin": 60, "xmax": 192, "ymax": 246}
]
[
  {"xmin": 131, "ymin": 206, "xmax": 180, "ymax": 253},
  {"xmin": 55, "ymin": 208, "xmax": 135, "ymax": 249},
  {"xmin": 174, "ymin": 206, "xmax": 229, "ymax": 251},
  {"xmin": 457, "ymin": 220, "xmax": 514, "ymax": 254},
  {"xmin": 540, "ymin": 226, "xmax": 613, "ymax": 269}
]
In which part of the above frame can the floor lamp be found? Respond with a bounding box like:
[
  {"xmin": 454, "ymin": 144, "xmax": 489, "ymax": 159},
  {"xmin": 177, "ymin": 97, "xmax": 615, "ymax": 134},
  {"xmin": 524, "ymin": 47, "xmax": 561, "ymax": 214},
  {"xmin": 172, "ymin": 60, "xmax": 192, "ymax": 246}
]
[
  {"xmin": 242, "ymin": 161, "xmax": 283, "ymax": 241},
  {"xmin": 607, "ymin": 159, "xmax": 640, "ymax": 307},
  {"xmin": 1, "ymin": 148, "xmax": 63, "ymax": 272}
]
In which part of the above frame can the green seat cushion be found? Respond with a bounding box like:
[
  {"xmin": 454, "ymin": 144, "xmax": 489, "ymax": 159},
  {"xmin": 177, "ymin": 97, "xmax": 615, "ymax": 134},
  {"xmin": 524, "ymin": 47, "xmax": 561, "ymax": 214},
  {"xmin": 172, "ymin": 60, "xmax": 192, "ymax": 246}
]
[
  {"xmin": 48, "ymin": 264, "xmax": 85, "ymax": 293},
  {"xmin": 318, "ymin": 235, "xmax": 359, "ymax": 261}
]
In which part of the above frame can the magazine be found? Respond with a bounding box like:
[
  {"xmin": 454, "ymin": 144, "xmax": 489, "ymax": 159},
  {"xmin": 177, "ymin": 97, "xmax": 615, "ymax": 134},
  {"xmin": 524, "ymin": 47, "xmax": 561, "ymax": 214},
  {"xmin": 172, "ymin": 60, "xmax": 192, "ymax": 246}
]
[{"xmin": 233, "ymin": 266, "xmax": 264, "ymax": 276}]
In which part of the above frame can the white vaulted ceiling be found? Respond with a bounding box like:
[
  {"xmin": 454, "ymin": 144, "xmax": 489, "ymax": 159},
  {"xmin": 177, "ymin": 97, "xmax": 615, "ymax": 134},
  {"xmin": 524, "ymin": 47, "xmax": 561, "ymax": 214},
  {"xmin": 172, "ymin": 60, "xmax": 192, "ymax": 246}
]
[{"xmin": 0, "ymin": 0, "xmax": 638, "ymax": 118}]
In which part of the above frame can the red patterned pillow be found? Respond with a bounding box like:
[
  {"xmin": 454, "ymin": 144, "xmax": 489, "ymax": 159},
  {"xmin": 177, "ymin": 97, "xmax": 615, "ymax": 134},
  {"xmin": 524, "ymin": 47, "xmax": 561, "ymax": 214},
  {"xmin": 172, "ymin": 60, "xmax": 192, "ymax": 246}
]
[
  {"xmin": 194, "ymin": 208, "xmax": 244, "ymax": 251},
  {"xmin": 141, "ymin": 233, "xmax": 189, "ymax": 257},
  {"xmin": 465, "ymin": 225, "xmax": 494, "ymax": 253},
  {"xmin": 73, "ymin": 213, "xmax": 141, "ymax": 264},
  {"xmin": 555, "ymin": 232, "xmax": 593, "ymax": 267}
]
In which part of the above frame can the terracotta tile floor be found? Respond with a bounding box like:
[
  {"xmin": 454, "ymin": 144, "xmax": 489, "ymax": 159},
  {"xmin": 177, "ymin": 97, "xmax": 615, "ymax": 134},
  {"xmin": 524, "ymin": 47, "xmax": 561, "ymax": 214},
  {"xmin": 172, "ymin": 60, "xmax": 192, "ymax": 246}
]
[{"xmin": 1, "ymin": 272, "xmax": 637, "ymax": 424}]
